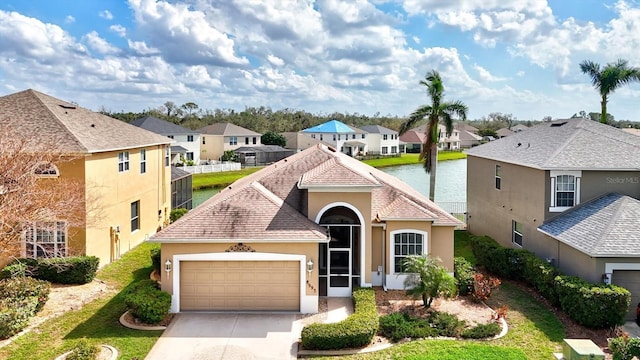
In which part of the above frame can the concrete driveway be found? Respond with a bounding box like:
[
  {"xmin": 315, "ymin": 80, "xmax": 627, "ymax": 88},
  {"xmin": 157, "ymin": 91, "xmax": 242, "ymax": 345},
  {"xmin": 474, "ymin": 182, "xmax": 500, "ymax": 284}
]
[{"xmin": 145, "ymin": 313, "xmax": 302, "ymax": 360}]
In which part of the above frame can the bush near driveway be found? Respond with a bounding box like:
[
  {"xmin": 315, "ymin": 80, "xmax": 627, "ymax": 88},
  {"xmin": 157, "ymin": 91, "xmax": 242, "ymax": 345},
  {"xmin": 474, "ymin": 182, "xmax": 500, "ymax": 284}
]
[
  {"xmin": 301, "ymin": 288, "xmax": 378, "ymax": 350},
  {"xmin": 124, "ymin": 279, "xmax": 171, "ymax": 325},
  {"xmin": 0, "ymin": 276, "xmax": 51, "ymax": 339}
]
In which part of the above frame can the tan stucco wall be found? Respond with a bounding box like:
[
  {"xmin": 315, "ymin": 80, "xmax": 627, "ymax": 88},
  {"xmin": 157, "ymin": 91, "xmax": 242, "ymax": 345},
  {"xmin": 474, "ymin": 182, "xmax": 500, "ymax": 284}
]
[
  {"xmin": 84, "ymin": 145, "xmax": 170, "ymax": 267},
  {"xmin": 467, "ymin": 156, "xmax": 546, "ymax": 251},
  {"xmin": 160, "ymin": 242, "xmax": 318, "ymax": 296},
  {"xmin": 307, "ymin": 191, "xmax": 373, "ymax": 284},
  {"xmin": 371, "ymin": 226, "xmax": 383, "ymax": 272},
  {"xmin": 431, "ymin": 226, "xmax": 455, "ymax": 271},
  {"xmin": 581, "ymin": 171, "xmax": 640, "ymax": 201},
  {"xmin": 200, "ymin": 135, "xmax": 224, "ymax": 161}
]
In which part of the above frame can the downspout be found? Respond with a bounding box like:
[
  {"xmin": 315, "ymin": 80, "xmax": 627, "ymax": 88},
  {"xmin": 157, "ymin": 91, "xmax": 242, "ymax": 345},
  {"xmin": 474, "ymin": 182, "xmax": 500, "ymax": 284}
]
[{"xmin": 377, "ymin": 223, "xmax": 387, "ymax": 291}]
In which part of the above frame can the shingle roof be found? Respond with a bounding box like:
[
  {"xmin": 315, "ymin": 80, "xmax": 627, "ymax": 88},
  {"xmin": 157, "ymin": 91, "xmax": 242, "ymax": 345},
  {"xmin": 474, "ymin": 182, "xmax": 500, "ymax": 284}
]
[
  {"xmin": 538, "ymin": 193, "xmax": 640, "ymax": 257},
  {"xmin": 458, "ymin": 130, "xmax": 482, "ymax": 142},
  {"xmin": 496, "ymin": 128, "xmax": 514, "ymax": 137},
  {"xmin": 130, "ymin": 116, "xmax": 197, "ymax": 135},
  {"xmin": 171, "ymin": 167, "xmax": 191, "ymax": 181},
  {"xmin": 360, "ymin": 125, "xmax": 397, "ymax": 134},
  {"xmin": 234, "ymin": 145, "xmax": 290, "ymax": 153},
  {"xmin": 152, "ymin": 144, "xmax": 460, "ymax": 242},
  {"xmin": 466, "ymin": 119, "xmax": 640, "ymax": 170},
  {"xmin": 399, "ymin": 130, "xmax": 426, "ymax": 144},
  {"xmin": 198, "ymin": 122, "xmax": 261, "ymax": 136},
  {"xmin": 0, "ymin": 89, "xmax": 171, "ymax": 153},
  {"xmin": 302, "ymin": 120, "xmax": 355, "ymax": 133}
]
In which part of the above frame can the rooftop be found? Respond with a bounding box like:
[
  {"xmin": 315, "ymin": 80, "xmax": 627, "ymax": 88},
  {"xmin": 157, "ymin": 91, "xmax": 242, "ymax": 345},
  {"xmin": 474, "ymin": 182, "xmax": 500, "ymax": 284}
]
[
  {"xmin": 302, "ymin": 120, "xmax": 356, "ymax": 134},
  {"xmin": 130, "ymin": 116, "xmax": 198, "ymax": 135}
]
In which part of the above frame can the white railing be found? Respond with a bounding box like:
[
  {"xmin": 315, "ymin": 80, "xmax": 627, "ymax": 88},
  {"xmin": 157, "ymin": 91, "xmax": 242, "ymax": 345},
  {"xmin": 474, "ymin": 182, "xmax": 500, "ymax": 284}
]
[
  {"xmin": 177, "ymin": 162, "xmax": 241, "ymax": 174},
  {"xmin": 436, "ymin": 201, "xmax": 467, "ymax": 229}
]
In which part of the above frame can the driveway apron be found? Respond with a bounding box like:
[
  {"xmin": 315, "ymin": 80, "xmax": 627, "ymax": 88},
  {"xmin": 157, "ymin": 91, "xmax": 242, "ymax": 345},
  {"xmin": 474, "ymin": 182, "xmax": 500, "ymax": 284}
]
[{"xmin": 145, "ymin": 313, "xmax": 301, "ymax": 360}]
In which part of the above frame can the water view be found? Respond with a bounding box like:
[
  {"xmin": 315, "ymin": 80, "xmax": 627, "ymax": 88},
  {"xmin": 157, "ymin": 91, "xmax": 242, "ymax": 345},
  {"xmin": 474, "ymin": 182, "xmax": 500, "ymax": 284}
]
[{"xmin": 191, "ymin": 159, "xmax": 467, "ymax": 208}]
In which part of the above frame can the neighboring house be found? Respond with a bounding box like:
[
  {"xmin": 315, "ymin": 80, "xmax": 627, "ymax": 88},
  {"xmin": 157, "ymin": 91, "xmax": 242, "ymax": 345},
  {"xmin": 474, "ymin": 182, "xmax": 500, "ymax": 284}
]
[
  {"xmin": 233, "ymin": 145, "xmax": 294, "ymax": 166},
  {"xmin": 457, "ymin": 129, "xmax": 483, "ymax": 148},
  {"xmin": 302, "ymin": 120, "xmax": 367, "ymax": 156},
  {"xmin": 466, "ymin": 118, "xmax": 640, "ymax": 319},
  {"xmin": 400, "ymin": 124, "xmax": 460, "ymax": 152},
  {"xmin": 511, "ymin": 124, "xmax": 530, "ymax": 133},
  {"xmin": 130, "ymin": 116, "xmax": 201, "ymax": 165},
  {"xmin": 282, "ymin": 132, "xmax": 329, "ymax": 152},
  {"xmin": 359, "ymin": 125, "xmax": 400, "ymax": 155},
  {"xmin": 496, "ymin": 128, "xmax": 514, "ymax": 138},
  {"xmin": 0, "ymin": 89, "xmax": 172, "ymax": 267},
  {"xmin": 198, "ymin": 123, "xmax": 262, "ymax": 161},
  {"xmin": 171, "ymin": 168, "xmax": 193, "ymax": 210},
  {"xmin": 622, "ymin": 127, "xmax": 640, "ymax": 137},
  {"xmin": 455, "ymin": 122, "xmax": 479, "ymax": 134},
  {"xmin": 150, "ymin": 144, "xmax": 460, "ymax": 313}
]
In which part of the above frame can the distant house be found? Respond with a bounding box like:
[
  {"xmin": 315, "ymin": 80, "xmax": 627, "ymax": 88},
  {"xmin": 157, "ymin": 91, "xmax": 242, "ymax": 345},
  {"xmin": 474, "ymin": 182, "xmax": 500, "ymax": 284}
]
[
  {"xmin": 466, "ymin": 118, "xmax": 640, "ymax": 319},
  {"xmin": 282, "ymin": 132, "xmax": 329, "ymax": 152},
  {"xmin": 496, "ymin": 128, "xmax": 514, "ymax": 138},
  {"xmin": 400, "ymin": 124, "xmax": 460, "ymax": 153},
  {"xmin": 0, "ymin": 89, "xmax": 172, "ymax": 267},
  {"xmin": 511, "ymin": 124, "xmax": 530, "ymax": 133},
  {"xmin": 455, "ymin": 122, "xmax": 479, "ymax": 134},
  {"xmin": 171, "ymin": 168, "xmax": 192, "ymax": 210},
  {"xmin": 458, "ymin": 130, "xmax": 482, "ymax": 148},
  {"xmin": 131, "ymin": 116, "xmax": 201, "ymax": 165},
  {"xmin": 359, "ymin": 125, "xmax": 400, "ymax": 155},
  {"xmin": 234, "ymin": 145, "xmax": 294, "ymax": 166},
  {"xmin": 198, "ymin": 123, "xmax": 262, "ymax": 161},
  {"xmin": 622, "ymin": 128, "xmax": 640, "ymax": 137},
  {"xmin": 302, "ymin": 120, "xmax": 367, "ymax": 156}
]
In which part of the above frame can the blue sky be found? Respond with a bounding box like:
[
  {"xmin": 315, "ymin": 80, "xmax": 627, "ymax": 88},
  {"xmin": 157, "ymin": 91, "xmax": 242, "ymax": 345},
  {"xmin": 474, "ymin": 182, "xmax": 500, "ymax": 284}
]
[{"xmin": 0, "ymin": 0, "xmax": 639, "ymax": 121}]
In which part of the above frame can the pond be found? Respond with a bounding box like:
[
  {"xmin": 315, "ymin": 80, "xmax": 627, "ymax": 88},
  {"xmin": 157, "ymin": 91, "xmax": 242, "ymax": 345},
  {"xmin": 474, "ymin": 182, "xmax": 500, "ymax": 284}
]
[{"xmin": 191, "ymin": 159, "xmax": 467, "ymax": 208}]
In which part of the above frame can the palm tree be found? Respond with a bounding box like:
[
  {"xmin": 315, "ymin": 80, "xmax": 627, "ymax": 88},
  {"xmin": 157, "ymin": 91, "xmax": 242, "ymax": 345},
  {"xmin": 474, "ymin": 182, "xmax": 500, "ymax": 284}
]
[
  {"xmin": 579, "ymin": 59, "xmax": 640, "ymax": 124},
  {"xmin": 399, "ymin": 70, "xmax": 468, "ymax": 201},
  {"xmin": 402, "ymin": 255, "xmax": 456, "ymax": 308}
]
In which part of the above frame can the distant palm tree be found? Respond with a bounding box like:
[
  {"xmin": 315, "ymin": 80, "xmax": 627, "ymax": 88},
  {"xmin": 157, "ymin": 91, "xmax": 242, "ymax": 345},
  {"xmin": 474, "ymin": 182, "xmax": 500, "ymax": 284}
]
[
  {"xmin": 579, "ymin": 59, "xmax": 640, "ymax": 124},
  {"xmin": 399, "ymin": 70, "xmax": 468, "ymax": 201}
]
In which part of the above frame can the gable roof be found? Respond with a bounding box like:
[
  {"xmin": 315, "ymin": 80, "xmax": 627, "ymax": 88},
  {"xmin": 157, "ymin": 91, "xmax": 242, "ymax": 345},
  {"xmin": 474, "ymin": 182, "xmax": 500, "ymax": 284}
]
[
  {"xmin": 399, "ymin": 130, "xmax": 426, "ymax": 144},
  {"xmin": 302, "ymin": 120, "xmax": 355, "ymax": 133},
  {"xmin": 458, "ymin": 130, "xmax": 482, "ymax": 142},
  {"xmin": 130, "ymin": 116, "xmax": 197, "ymax": 135},
  {"xmin": 0, "ymin": 89, "xmax": 171, "ymax": 154},
  {"xmin": 198, "ymin": 122, "xmax": 261, "ymax": 136},
  {"xmin": 360, "ymin": 125, "xmax": 397, "ymax": 134},
  {"xmin": 538, "ymin": 193, "xmax": 640, "ymax": 257},
  {"xmin": 466, "ymin": 118, "xmax": 640, "ymax": 170},
  {"xmin": 496, "ymin": 128, "xmax": 514, "ymax": 137},
  {"xmin": 454, "ymin": 122, "xmax": 478, "ymax": 133},
  {"xmin": 511, "ymin": 124, "xmax": 530, "ymax": 132},
  {"xmin": 282, "ymin": 132, "xmax": 331, "ymax": 150},
  {"xmin": 152, "ymin": 144, "xmax": 460, "ymax": 243}
]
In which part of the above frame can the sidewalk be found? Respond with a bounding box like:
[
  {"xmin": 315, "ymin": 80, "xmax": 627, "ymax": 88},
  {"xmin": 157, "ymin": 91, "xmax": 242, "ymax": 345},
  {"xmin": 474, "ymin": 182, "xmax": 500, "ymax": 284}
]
[
  {"xmin": 324, "ymin": 297, "xmax": 354, "ymax": 323},
  {"xmin": 623, "ymin": 321, "xmax": 640, "ymax": 338}
]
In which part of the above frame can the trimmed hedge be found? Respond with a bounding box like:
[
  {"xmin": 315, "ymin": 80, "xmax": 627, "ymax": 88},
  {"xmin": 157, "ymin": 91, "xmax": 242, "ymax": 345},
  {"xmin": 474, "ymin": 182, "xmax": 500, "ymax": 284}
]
[
  {"xmin": 0, "ymin": 276, "xmax": 50, "ymax": 312},
  {"xmin": 555, "ymin": 276, "xmax": 630, "ymax": 328},
  {"xmin": 0, "ymin": 258, "xmax": 38, "ymax": 279},
  {"xmin": 36, "ymin": 256, "xmax": 100, "ymax": 284},
  {"xmin": 124, "ymin": 280, "xmax": 171, "ymax": 324},
  {"xmin": 66, "ymin": 339, "xmax": 99, "ymax": 360},
  {"xmin": 453, "ymin": 257, "xmax": 475, "ymax": 296},
  {"xmin": 301, "ymin": 288, "xmax": 378, "ymax": 350},
  {"xmin": 471, "ymin": 234, "xmax": 631, "ymax": 328},
  {"xmin": 460, "ymin": 322, "xmax": 501, "ymax": 339}
]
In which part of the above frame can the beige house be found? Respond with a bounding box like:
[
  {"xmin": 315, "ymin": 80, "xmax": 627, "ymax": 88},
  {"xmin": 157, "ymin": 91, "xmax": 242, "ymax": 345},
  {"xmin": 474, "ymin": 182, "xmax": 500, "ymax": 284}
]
[
  {"xmin": 466, "ymin": 118, "xmax": 640, "ymax": 319},
  {"xmin": 400, "ymin": 124, "xmax": 461, "ymax": 153},
  {"xmin": 0, "ymin": 89, "xmax": 172, "ymax": 267},
  {"xmin": 151, "ymin": 144, "xmax": 460, "ymax": 313},
  {"xmin": 198, "ymin": 122, "xmax": 262, "ymax": 161}
]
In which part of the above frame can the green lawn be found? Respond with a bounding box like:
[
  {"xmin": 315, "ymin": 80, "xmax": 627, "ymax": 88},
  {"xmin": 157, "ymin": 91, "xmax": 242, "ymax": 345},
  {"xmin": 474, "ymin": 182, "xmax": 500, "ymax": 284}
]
[
  {"xmin": 192, "ymin": 166, "xmax": 263, "ymax": 189},
  {"xmin": 454, "ymin": 230, "xmax": 476, "ymax": 264},
  {"xmin": 0, "ymin": 242, "xmax": 163, "ymax": 360}
]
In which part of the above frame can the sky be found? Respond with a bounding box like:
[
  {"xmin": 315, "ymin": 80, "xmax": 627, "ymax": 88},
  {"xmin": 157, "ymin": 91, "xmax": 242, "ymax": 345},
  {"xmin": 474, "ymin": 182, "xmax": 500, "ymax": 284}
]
[{"xmin": 0, "ymin": 0, "xmax": 639, "ymax": 121}]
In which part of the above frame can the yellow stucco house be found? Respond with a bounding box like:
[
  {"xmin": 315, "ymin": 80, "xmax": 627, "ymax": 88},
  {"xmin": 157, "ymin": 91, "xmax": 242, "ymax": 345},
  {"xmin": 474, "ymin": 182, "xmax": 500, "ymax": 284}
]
[
  {"xmin": 198, "ymin": 122, "xmax": 262, "ymax": 161},
  {"xmin": 151, "ymin": 144, "xmax": 460, "ymax": 313},
  {"xmin": 0, "ymin": 89, "xmax": 172, "ymax": 267}
]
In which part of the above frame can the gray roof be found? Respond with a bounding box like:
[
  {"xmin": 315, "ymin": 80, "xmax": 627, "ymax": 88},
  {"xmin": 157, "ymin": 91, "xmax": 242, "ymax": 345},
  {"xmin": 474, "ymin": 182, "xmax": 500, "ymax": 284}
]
[
  {"xmin": 234, "ymin": 145, "xmax": 291, "ymax": 153},
  {"xmin": 171, "ymin": 167, "xmax": 191, "ymax": 181},
  {"xmin": 198, "ymin": 122, "xmax": 261, "ymax": 136},
  {"xmin": 0, "ymin": 89, "xmax": 171, "ymax": 154},
  {"xmin": 130, "ymin": 116, "xmax": 197, "ymax": 135},
  {"xmin": 359, "ymin": 125, "xmax": 397, "ymax": 134},
  {"xmin": 466, "ymin": 119, "xmax": 640, "ymax": 170},
  {"xmin": 171, "ymin": 145, "xmax": 189, "ymax": 153},
  {"xmin": 538, "ymin": 193, "xmax": 640, "ymax": 257}
]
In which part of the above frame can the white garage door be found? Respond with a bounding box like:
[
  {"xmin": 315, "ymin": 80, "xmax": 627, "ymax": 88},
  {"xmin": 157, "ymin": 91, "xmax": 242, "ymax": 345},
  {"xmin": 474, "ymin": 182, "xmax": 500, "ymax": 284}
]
[
  {"xmin": 612, "ymin": 270, "xmax": 640, "ymax": 321},
  {"xmin": 180, "ymin": 261, "xmax": 300, "ymax": 311}
]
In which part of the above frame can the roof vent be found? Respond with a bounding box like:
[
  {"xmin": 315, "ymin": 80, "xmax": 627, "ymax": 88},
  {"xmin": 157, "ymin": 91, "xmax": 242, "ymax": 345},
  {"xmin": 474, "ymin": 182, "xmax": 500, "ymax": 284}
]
[
  {"xmin": 59, "ymin": 104, "xmax": 76, "ymax": 110},
  {"xmin": 550, "ymin": 121, "xmax": 567, "ymax": 127}
]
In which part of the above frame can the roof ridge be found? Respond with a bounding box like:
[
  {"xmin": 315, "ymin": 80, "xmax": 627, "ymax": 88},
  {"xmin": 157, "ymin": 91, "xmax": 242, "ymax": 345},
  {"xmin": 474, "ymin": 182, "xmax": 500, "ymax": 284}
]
[{"xmin": 30, "ymin": 90, "xmax": 89, "ymax": 152}]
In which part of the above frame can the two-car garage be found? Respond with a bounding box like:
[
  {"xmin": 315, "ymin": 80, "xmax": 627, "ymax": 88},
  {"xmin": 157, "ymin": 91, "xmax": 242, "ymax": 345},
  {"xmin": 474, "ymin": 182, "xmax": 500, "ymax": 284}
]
[{"xmin": 611, "ymin": 269, "xmax": 640, "ymax": 321}]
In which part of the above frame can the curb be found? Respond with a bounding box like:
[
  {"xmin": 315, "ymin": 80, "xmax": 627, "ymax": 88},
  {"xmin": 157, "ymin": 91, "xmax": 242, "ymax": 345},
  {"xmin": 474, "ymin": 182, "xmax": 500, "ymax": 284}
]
[
  {"xmin": 54, "ymin": 344, "xmax": 118, "ymax": 360},
  {"xmin": 119, "ymin": 310, "xmax": 167, "ymax": 331},
  {"xmin": 298, "ymin": 343, "xmax": 393, "ymax": 357}
]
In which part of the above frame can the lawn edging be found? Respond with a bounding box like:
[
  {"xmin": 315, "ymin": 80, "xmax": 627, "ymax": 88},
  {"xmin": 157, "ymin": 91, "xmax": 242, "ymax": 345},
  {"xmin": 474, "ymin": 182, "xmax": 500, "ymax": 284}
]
[{"xmin": 119, "ymin": 310, "xmax": 167, "ymax": 331}]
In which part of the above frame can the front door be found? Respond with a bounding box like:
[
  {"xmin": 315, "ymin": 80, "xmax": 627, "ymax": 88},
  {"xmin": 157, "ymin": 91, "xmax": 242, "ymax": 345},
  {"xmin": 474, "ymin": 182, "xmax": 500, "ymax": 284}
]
[{"xmin": 328, "ymin": 248, "xmax": 351, "ymax": 296}]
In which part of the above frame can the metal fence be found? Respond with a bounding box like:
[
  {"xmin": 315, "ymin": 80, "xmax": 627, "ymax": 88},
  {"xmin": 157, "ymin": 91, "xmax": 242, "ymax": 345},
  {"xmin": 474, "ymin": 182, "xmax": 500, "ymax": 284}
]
[{"xmin": 436, "ymin": 201, "xmax": 467, "ymax": 229}]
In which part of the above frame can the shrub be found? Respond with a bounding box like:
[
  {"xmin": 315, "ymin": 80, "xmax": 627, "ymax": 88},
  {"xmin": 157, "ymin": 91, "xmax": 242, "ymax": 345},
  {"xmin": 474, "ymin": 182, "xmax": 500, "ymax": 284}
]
[
  {"xmin": 66, "ymin": 338, "xmax": 99, "ymax": 360},
  {"xmin": 0, "ymin": 258, "xmax": 38, "ymax": 279},
  {"xmin": 609, "ymin": 336, "xmax": 640, "ymax": 360},
  {"xmin": 170, "ymin": 208, "xmax": 188, "ymax": 223},
  {"xmin": 555, "ymin": 275, "xmax": 630, "ymax": 328},
  {"xmin": 124, "ymin": 280, "xmax": 171, "ymax": 324},
  {"xmin": 150, "ymin": 248, "xmax": 161, "ymax": 275},
  {"xmin": 378, "ymin": 311, "xmax": 465, "ymax": 341},
  {"xmin": 472, "ymin": 273, "xmax": 501, "ymax": 302},
  {"xmin": 36, "ymin": 256, "xmax": 99, "ymax": 284},
  {"xmin": 454, "ymin": 257, "xmax": 475, "ymax": 296},
  {"xmin": 0, "ymin": 276, "xmax": 50, "ymax": 312},
  {"xmin": 429, "ymin": 311, "xmax": 465, "ymax": 337},
  {"xmin": 403, "ymin": 255, "xmax": 456, "ymax": 308},
  {"xmin": 0, "ymin": 297, "xmax": 39, "ymax": 339},
  {"xmin": 461, "ymin": 322, "xmax": 501, "ymax": 339},
  {"xmin": 301, "ymin": 288, "xmax": 378, "ymax": 350},
  {"xmin": 522, "ymin": 253, "xmax": 559, "ymax": 305},
  {"xmin": 470, "ymin": 236, "xmax": 528, "ymax": 280}
]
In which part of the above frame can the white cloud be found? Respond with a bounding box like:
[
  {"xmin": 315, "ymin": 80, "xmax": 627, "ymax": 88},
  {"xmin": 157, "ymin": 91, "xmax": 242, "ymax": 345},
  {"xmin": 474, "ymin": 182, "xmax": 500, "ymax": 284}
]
[
  {"xmin": 473, "ymin": 64, "xmax": 507, "ymax": 82},
  {"xmin": 109, "ymin": 24, "xmax": 127, "ymax": 37},
  {"xmin": 83, "ymin": 31, "xmax": 120, "ymax": 55},
  {"xmin": 127, "ymin": 40, "xmax": 159, "ymax": 55},
  {"xmin": 65, "ymin": 15, "xmax": 75, "ymax": 23},
  {"xmin": 99, "ymin": 10, "xmax": 114, "ymax": 20},
  {"xmin": 266, "ymin": 55, "xmax": 284, "ymax": 67}
]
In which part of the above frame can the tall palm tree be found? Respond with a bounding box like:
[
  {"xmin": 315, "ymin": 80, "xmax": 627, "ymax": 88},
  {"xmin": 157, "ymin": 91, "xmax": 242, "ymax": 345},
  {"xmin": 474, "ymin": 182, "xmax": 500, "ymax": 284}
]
[
  {"xmin": 399, "ymin": 70, "xmax": 468, "ymax": 201},
  {"xmin": 579, "ymin": 59, "xmax": 640, "ymax": 124}
]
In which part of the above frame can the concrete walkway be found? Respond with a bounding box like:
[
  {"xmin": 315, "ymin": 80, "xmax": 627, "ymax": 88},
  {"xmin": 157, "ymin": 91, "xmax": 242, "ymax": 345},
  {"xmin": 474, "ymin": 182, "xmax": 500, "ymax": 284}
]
[
  {"xmin": 324, "ymin": 297, "xmax": 354, "ymax": 323},
  {"xmin": 623, "ymin": 321, "xmax": 640, "ymax": 338}
]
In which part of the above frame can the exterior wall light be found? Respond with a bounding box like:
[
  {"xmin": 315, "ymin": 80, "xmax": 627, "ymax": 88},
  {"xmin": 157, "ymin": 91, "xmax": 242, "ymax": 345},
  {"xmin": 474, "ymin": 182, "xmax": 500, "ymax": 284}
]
[
  {"xmin": 602, "ymin": 273, "xmax": 612, "ymax": 285},
  {"xmin": 165, "ymin": 259, "xmax": 172, "ymax": 275},
  {"xmin": 307, "ymin": 260, "xmax": 314, "ymax": 275}
]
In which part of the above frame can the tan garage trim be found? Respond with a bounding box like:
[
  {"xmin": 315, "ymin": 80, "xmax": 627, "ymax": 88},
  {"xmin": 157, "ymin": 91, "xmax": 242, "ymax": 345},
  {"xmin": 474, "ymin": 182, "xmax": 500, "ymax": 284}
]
[
  {"xmin": 180, "ymin": 260, "xmax": 300, "ymax": 311},
  {"xmin": 611, "ymin": 270, "xmax": 640, "ymax": 321}
]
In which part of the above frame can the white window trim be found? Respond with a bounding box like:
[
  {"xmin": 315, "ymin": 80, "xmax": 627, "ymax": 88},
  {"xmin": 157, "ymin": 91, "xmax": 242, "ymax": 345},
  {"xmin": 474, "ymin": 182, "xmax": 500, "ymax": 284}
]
[
  {"xmin": 386, "ymin": 229, "xmax": 428, "ymax": 290},
  {"xmin": 512, "ymin": 221, "xmax": 523, "ymax": 247},
  {"xmin": 165, "ymin": 146, "xmax": 170, "ymax": 167},
  {"xmin": 23, "ymin": 221, "xmax": 68, "ymax": 259},
  {"xmin": 118, "ymin": 151, "xmax": 130, "ymax": 173},
  {"xmin": 495, "ymin": 164, "xmax": 501, "ymax": 190},
  {"xmin": 131, "ymin": 200, "xmax": 140, "ymax": 232},
  {"xmin": 140, "ymin": 149, "xmax": 146, "ymax": 174},
  {"xmin": 549, "ymin": 170, "xmax": 581, "ymax": 212}
]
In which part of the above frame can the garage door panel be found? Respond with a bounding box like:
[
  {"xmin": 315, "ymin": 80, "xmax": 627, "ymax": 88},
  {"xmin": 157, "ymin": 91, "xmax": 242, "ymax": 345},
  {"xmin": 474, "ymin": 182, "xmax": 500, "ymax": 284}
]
[
  {"xmin": 612, "ymin": 270, "xmax": 640, "ymax": 321},
  {"xmin": 180, "ymin": 260, "xmax": 300, "ymax": 311}
]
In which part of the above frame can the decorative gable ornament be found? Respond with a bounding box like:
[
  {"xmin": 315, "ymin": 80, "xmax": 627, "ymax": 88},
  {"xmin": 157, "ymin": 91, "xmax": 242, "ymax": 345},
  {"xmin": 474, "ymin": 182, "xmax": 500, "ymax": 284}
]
[{"xmin": 225, "ymin": 243, "xmax": 256, "ymax": 253}]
